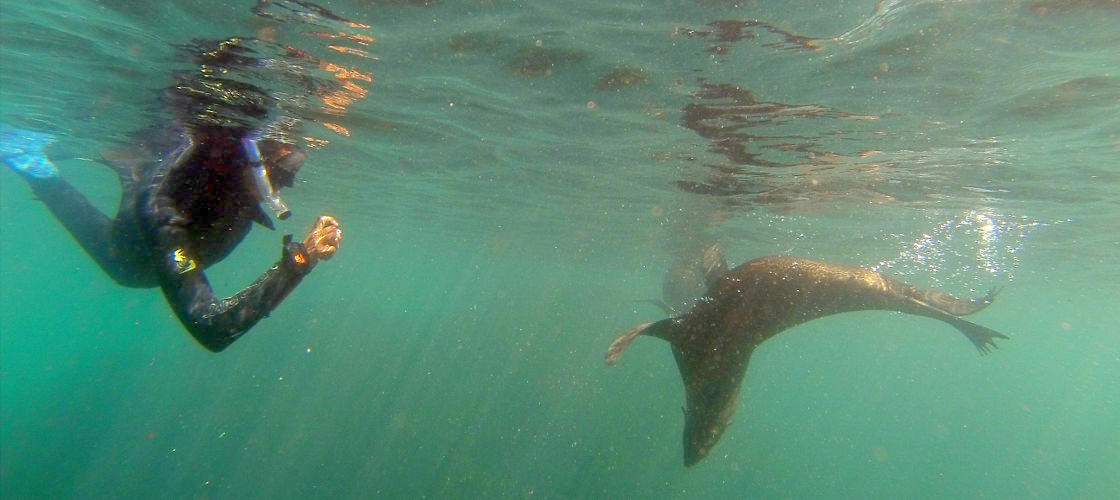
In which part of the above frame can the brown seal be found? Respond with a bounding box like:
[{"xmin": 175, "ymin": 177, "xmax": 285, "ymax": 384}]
[
  {"xmin": 606, "ymin": 256, "xmax": 1007, "ymax": 466},
  {"xmin": 645, "ymin": 241, "xmax": 729, "ymax": 316}
]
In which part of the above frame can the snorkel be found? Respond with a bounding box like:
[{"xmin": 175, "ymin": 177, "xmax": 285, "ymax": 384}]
[{"xmin": 240, "ymin": 136, "xmax": 291, "ymax": 220}]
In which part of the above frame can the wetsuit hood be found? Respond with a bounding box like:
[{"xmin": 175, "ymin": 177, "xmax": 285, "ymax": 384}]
[{"xmin": 257, "ymin": 139, "xmax": 304, "ymax": 189}]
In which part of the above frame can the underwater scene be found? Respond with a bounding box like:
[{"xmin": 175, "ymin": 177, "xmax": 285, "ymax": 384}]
[{"xmin": 1, "ymin": 0, "xmax": 1118, "ymax": 498}]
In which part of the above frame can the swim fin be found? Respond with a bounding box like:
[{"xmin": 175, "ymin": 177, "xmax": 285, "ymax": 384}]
[{"xmin": 1, "ymin": 124, "xmax": 58, "ymax": 180}]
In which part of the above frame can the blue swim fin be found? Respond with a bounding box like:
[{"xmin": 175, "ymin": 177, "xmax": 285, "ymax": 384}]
[{"xmin": 1, "ymin": 124, "xmax": 58, "ymax": 180}]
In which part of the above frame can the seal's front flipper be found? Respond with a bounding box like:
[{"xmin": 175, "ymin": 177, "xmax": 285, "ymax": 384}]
[
  {"xmin": 606, "ymin": 318, "xmax": 676, "ymax": 365},
  {"xmin": 636, "ymin": 299, "xmax": 674, "ymax": 317},
  {"xmin": 607, "ymin": 322, "xmax": 652, "ymax": 365},
  {"xmin": 701, "ymin": 242, "xmax": 728, "ymax": 288}
]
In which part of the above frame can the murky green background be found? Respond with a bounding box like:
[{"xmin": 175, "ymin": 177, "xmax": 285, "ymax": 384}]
[{"xmin": 2, "ymin": 0, "xmax": 1118, "ymax": 497}]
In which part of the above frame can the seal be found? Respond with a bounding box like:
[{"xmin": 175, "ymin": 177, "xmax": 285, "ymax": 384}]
[
  {"xmin": 606, "ymin": 256, "xmax": 1008, "ymax": 466},
  {"xmin": 644, "ymin": 241, "xmax": 729, "ymax": 316}
]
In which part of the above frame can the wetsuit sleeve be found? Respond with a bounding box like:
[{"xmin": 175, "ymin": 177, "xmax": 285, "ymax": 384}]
[{"xmin": 153, "ymin": 221, "xmax": 315, "ymax": 352}]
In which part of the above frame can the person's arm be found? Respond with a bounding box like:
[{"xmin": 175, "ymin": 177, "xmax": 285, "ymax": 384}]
[{"xmin": 152, "ymin": 214, "xmax": 341, "ymax": 351}]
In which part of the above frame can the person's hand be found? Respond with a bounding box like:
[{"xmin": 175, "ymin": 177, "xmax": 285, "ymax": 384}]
[{"xmin": 303, "ymin": 215, "xmax": 342, "ymax": 263}]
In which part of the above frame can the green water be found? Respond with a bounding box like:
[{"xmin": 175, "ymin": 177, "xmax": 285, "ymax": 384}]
[{"xmin": 2, "ymin": 0, "xmax": 1118, "ymax": 498}]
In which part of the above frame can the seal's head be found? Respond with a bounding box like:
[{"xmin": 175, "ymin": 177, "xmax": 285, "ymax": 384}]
[{"xmin": 682, "ymin": 385, "xmax": 740, "ymax": 466}]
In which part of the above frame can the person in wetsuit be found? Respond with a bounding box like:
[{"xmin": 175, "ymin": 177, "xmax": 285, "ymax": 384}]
[{"xmin": 2, "ymin": 123, "xmax": 342, "ymax": 352}]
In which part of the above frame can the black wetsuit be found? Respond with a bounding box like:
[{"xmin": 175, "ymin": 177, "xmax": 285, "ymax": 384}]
[{"xmin": 28, "ymin": 131, "xmax": 314, "ymax": 351}]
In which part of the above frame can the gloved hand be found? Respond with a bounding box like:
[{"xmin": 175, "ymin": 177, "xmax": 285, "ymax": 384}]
[{"xmin": 302, "ymin": 215, "xmax": 342, "ymax": 264}]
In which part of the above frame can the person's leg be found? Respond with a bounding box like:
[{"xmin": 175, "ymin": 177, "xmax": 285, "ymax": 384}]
[
  {"xmin": 4, "ymin": 125, "xmax": 146, "ymax": 286},
  {"xmin": 26, "ymin": 176, "xmax": 116, "ymax": 262}
]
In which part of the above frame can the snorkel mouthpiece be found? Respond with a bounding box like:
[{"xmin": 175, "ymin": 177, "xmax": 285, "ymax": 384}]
[{"xmin": 241, "ymin": 137, "xmax": 290, "ymax": 220}]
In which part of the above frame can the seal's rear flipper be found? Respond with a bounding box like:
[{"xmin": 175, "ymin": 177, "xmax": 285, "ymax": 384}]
[
  {"xmin": 914, "ymin": 287, "xmax": 1000, "ymax": 317},
  {"xmin": 907, "ymin": 291, "xmax": 1008, "ymax": 354},
  {"xmin": 943, "ymin": 315, "xmax": 1009, "ymax": 355}
]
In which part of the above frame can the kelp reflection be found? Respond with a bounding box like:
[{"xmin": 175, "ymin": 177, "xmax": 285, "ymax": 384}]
[
  {"xmin": 165, "ymin": 0, "xmax": 375, "ymax": 147},
  {"xmin": 595, "ymin": 67, "xmax": 648, "ymax": 90},
  {"xmin": 682, "ymin": 82, "xmax": 878, "ymax": 167},
  {"xmin": 674, "ymin": 19, "xmax": 821, "ymax": 54},
  {"xmin": 507, "ymin": 45, "xmax": 587, "ymax": 77},
  {"xmin": 673, "ymin": 81, "xmax": 888, "ymax": 212}
]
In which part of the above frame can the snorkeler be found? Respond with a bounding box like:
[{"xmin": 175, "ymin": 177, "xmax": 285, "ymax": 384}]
[{"xmin": 1, "ymin": 123, "xmax": 342, "ymax": 352}]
